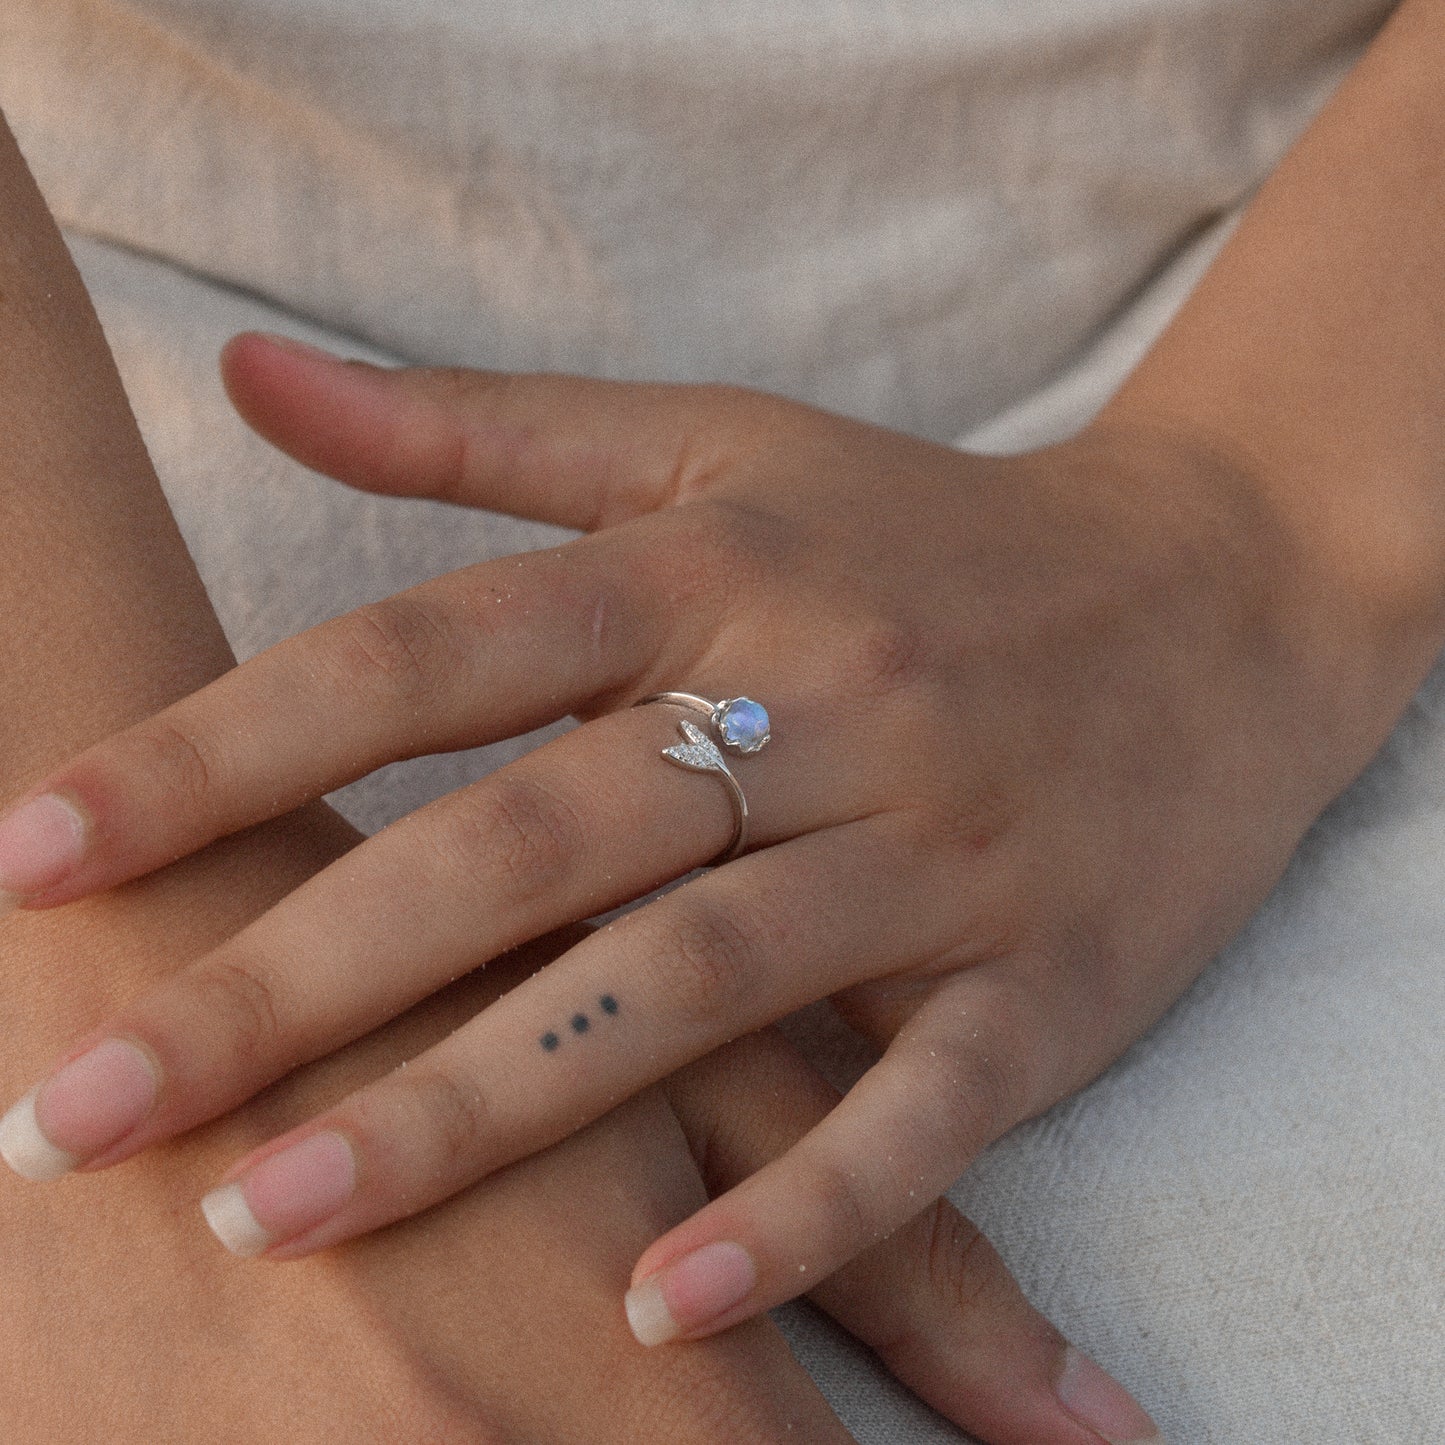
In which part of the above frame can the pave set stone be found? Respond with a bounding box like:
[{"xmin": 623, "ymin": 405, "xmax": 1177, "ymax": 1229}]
[{"xmin": 645, "ymin": 691, "xmax": 767, "ymax": 866}]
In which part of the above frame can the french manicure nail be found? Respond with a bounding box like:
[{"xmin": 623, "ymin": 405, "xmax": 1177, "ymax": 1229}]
[
  {"xmin": 1055, "ymin": 1346, "xmax": 1166, "ymax": 1444},
  {"xmin": 0, "ymin": 1088, "xmax": 76, "ymax": 1180},
  {"xmin": 201, "ymin": 1181, "xmax": 272, "ymax": 1257},
  {"xmin": 202, "ymin": 1130, "xmax": 356, "ymax": 1257},
  {"xmin": 0, "ymin": 1038, "xmax": 158, "ymax": 1180},
  {"xmin": 0, "ymin": 793, "xmax": 87, "ymax": 901},
  {"xmin": 624, "ymin": 1241, "xmax": 757, "ymax": 1347}
]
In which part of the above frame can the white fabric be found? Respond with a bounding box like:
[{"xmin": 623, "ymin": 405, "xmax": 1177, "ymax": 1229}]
[{"xmin": 3, "ymin": 1, "xmax": 1442, "ymax": 1440}]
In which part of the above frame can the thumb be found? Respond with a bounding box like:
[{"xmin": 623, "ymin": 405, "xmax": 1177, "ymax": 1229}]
[
  {"xmin": 219, "ymin": 331, "xmax": 746, "ymax": 531},
  {"xmin": 664, "ymin": 1030, "xmax": 1166, "ymax": 1445}
]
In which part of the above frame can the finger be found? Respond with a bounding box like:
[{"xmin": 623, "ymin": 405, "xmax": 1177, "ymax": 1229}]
[
  {"xmin": 184, "ymin": 820, "xmax": 958, "ymax": 1260},
  {"xmin": 623, "ymin": 970, "xmax": 1069, "ymax": 1352},
  {"xmin": 221, "ymin": 332, "xmax": 774, "ymax": 531},
  {"xmin": 668, "ymin": 1033, "xmax": 1165, "ymax": 1445},
  {"xmin": 0, "ymin": 521, "xmax": 683, "ymax": 911},
  {"xmin": 0, "ymin": 697, "xmax": 847, "ymax": 1180}
]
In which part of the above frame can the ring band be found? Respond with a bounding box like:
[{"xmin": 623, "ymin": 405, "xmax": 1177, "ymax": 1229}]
[{"xmin": 633, "ymin": 693, "xmax": 770, "ymax": 864}]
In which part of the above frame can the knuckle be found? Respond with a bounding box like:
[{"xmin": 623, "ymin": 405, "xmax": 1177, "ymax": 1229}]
[
  {"xmin": 326, "ymin": 595, "xmax": 454, "ymax": 709},
  {"xmin": 796, "ymin": 1150, "xmax": 877, "ymax": 1260},
  {"xmin": 389, "ymin": 1063, "xmax": 491, "ymax": 1175},
  {"xmin": 905, "ymin": 782, "xmax": 1019, "ymax": 865},
  {"xmin": 662, "ymin": 899, "xmax": 764, "ymax": 1030},
  {"xmin": 1021, "ymin": 911, "xmax": 1123, "ymax": 1051},
  {"xmin": 120, "ymin": 716, "xmax": 219, "ymax": 817},
  {"xmin": 921, "ymin": 1201, "xmax": 997, "ymax": 1316},
  {"xmin": 405, "ymin": 365, "xmax": 527, "ymax": 430},
  {"xmin": 927, "ymin": 1009, "xmax": 1038, "ymax": 1153},
  {"xmin": 685, "ymin": 382, "xmax": 796, "ymax": 443},
  {"xmin": 826, "ymin": 616, "xmax": 930, "ymax": 705},
  {"xmin": 439, "ymin": 773, "xmax": 584, "ymax": 901},
  {"xmin": 655, "ymin": 385, "xmax": 796, "ymax": 509},
  {"xmin": 181, "ymin": 955, "xmax": 285, "ymax": 1076}
]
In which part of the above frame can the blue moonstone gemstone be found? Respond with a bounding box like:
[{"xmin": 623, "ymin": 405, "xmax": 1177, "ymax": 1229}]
[{"xmin": 717, "ymin": 697, "xmax": 770, "ymax": 752}]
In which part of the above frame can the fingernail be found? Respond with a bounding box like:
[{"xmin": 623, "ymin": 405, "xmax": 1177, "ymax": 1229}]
[
  {"xmin": 0, "ymin": 1038, "xmax": 158, "ymax": 1180},
  {"xmin": 1055, "ymin": 1346, "xmax": 1166, "ymax": 1444},
  {"xmin": 202, "ymin": 1130, "xmax": 356, "ymax": 1257},
  {"xmin": 625, "ymin": 1241, "xmax": 757, "ymax": 1347},
  {"xmin": 0, "ymin": 793, "xmax": 87, "ymax": 901},
  {"xmin": 0, "ymin": 1089, "xmax": 75, "ymax": 1180}
]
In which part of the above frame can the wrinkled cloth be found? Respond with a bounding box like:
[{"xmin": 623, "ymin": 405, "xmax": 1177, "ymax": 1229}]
[{"xmin": 2, "ymin": 2, "xmax": 1441, "ymax": 1440}]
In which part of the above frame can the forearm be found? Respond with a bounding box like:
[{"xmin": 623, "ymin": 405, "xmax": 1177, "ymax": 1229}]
[
  {"xmin": 1099, "ymin": 0, "xmax": 1445, "ymax": 724},
  {"xmin": 0, "ymin": 109, "xmax": 233, "ymax": 778}
]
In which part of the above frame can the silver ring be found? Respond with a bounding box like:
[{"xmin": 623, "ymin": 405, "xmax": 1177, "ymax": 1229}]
[{"xmin": 633, "ymin": 693, "xmax": 771, "ymax": 863}]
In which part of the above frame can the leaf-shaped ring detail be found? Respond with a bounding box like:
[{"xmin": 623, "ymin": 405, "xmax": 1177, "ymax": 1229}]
[{"xmin": 634, "ymin": 706, "xmax": 751, "ymax": 863}]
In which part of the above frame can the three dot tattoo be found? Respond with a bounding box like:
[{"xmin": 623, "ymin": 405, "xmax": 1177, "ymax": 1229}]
[{"xmin": 540, "ymin": 994, "xmax": 620, "ymax": 1053}]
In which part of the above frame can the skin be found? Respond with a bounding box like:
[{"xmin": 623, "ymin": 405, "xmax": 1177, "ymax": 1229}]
[
  {"xmin": 0, "ymin": 820, "xmax": 850, "ymax": 1443},
  {"xmin": 8, "ymin": 0, "xmax": 1445, "ymax": 1431},
  {"xmin": 6, "ymin": 0, "xmax": 1445, "ymax": 1366},
  {"xmin": 4, "ymin": 853, "xmax": 1140, "ymax": 1445},
  {"xmin": 0, "ymin": 104, "xmax": 1159, "ymax": 1443},
  {"xmin": 9, "ymin": 337, "xmax": 1332, "ymax": 1318}
]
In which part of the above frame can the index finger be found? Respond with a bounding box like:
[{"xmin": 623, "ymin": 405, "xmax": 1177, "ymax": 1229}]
[{"xmin": 0, "ymin": 523, "xmax": 681, "ymax": 912}]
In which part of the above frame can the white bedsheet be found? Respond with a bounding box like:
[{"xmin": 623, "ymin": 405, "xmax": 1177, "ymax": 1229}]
[{"xmin": 2, "ymin": 1, "xmax": 1440, "ymax": 1439}]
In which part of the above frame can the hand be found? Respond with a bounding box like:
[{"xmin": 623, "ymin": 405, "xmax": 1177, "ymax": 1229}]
[
  {"xmin": 1, "ymin": 800, "xmax": 1159, "ymax": 1445},
  {"xmin": 0, "ymin": 331, "xmax": 1361, "ymax": 1365}
]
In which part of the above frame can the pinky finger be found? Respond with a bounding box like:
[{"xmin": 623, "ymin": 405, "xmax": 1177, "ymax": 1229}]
[
  {"xmin": 664, "ymin": 1029, "xmax": 1165, "ymax": 1445},
  {"xmin": 663, "ymin": 1029, "xmax": 1165, "ymax": 1445},
  {"xmin": 627, "ymin": 969, "xmax": 1041, "ymax": 1335}
]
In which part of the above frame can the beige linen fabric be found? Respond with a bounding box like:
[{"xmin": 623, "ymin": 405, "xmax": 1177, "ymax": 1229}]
[{"xmin": 2, "ymin": 1, "xmax": 1441, "ymax": 1440}]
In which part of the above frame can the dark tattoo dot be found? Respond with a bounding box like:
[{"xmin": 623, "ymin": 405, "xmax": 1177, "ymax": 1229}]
[
  {"xmin": 600, "ymin": 995, "xmax": 619, "ymax": 1016},
  {"xmin": 540, "ymin": 1032, "xmax": 560, "ymax": 1052},
  {"xmin": 571, "ymin": 1013, "xmax": 591, "ymax": 1034}
]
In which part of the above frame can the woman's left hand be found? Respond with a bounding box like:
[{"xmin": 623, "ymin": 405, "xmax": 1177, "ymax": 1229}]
[{"xmin": 0, "ymin": 332, "xmax": 1386, "ymax": 1343}]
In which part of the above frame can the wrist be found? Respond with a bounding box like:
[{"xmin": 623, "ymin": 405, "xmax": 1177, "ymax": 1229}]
[
  {"xmin": 1084, "ymin": 0, "xmax": 1445, "ymax": 752},
  {"xmin": 1076, "ymin": 410, "xmax": 1442, "ymax": 792}
]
